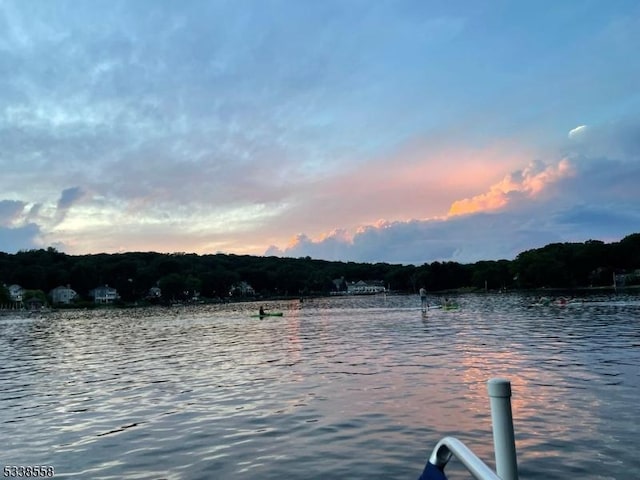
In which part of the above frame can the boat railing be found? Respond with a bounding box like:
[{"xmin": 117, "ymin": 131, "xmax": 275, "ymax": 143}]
[{"xmin": 418, "ymin": 378, "xmax": 518, "ymax": 480}]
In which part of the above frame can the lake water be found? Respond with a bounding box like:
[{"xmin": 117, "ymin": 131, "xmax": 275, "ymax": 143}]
[{"xmin": 1, "ymin": 293, "xmax": 639, "ymax": 479}]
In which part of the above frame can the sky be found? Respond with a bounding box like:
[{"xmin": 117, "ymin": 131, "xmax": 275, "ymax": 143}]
[{"xmin": 1, "ymin": 0, "xmax": 639, "ymax": 265}]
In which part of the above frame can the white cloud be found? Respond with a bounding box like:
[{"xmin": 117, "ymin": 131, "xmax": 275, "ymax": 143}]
[{"xmin": 568, "ymin": 125, "xmax": 588, "ymax": 139}]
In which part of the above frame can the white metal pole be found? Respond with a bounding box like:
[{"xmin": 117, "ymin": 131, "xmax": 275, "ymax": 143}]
[{"xmin": 487, "ymin": 378, "xmax": 518, "ymax": 480}]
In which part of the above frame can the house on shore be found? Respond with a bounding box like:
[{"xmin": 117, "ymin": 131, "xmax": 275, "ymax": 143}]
[
  {"xmin": 89, "ymin": 285, "xmax": 120, "ymax": 304},
  {"xmin": 2, "ymin": 284, "xmax": 25, "ymax": 309},
  {"xmin": 49, "ymin": 285, "xmax": 78, "ymax": 305},
  {"xmin": 229, "ymin": 281, "xmax": 255, "ymax": 297},
  {"xmin": 346, "ymin": 280, "xmax": 386, "ymax": 295},
  {"xmin": 8, "ymin": 284, "xmax": 24, "ymax": 302}
]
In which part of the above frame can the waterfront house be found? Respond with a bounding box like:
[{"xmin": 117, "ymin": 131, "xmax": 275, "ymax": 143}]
[
  {"xmin": 347, "ymin": 280, "xmax": 386, "ymax": 295},
  {"xmin": 49, "ymin": 285, "xmax": 78, "ymax": 305},
  {"xmin": 89, "ymin": 285, "xmax": 120, "ymax": 304},
  {"xmin": 8, "ymin": 284, "xmax": 24, "ymax": 302},
  {"xmin": 229, "ymin": 281, "xmax": 255, "ymax": 297}
]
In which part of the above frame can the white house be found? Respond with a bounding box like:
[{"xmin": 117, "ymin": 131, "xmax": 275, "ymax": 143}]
[
  {"xmin": 229, "ymin": 281, "xmax": 255, "ymax": 297},
  {"xmin": 347, "ymin": 280, "xmax": 386, "ymax": 295},
  {"xmin": 8, "ymin": 284, "xmax": 24, "ymax": 302},
  {"xmin": 89, "ymin": 285, "xmax": 119, "ymax": 304},
  {"xmin": 50, "ymin": 285, "xmax": 78, "ymax": 305}
]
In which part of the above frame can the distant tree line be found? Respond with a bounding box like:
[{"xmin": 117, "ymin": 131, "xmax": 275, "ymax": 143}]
[{"xmin": 1, "ymin": 233, "xmax": 639, "ymax": 306}]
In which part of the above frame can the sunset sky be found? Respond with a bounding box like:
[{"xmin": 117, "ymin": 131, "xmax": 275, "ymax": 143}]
[{"xmin": 1, "ymin": 0, "xmax": 639, "ymax": 265}]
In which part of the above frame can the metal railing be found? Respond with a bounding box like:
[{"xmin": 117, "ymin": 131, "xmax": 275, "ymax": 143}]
[{"xmin": 418, "ymin": 378, "xmax": 518, "ymax": 480}]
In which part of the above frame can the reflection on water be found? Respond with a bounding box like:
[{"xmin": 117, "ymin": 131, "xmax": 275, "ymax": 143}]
[{"xmin": 1, "ymin": 293, "xmax": 639, "ymax": 479}]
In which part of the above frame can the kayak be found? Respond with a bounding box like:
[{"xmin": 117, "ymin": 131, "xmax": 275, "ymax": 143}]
[
  {"xmin": 422, "ymin": 304, "xmax": 458, "ymax": 311},
  {"xmin": 251, "ymin": 312, "xmax": 283, "ymax": 318}
]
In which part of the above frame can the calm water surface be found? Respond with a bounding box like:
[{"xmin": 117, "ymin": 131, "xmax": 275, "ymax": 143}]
[{"xmin": 1, "ymin": 293, "xmax": 639, "ymax": 479}]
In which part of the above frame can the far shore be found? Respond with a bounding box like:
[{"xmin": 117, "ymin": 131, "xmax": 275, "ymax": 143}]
[{"xmin": 1, "ymin": 285, "xmax": 639, "ymax": 314}]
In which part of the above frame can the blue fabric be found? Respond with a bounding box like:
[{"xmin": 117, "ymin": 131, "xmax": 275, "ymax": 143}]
[{"xmin": 418, "ymin": 462, "xmax": 448, "ymax": 480}]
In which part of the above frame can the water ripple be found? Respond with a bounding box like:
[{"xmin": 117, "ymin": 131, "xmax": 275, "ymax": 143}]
[{"xmin": 1, "ymin": 294, "xmax": 639, "ymax": 479}]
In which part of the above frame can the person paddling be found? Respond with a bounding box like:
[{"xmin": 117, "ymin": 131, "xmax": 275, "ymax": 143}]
[{"xmin": 419, "ymin": 287, "xmax": 428, "ymax": 312}]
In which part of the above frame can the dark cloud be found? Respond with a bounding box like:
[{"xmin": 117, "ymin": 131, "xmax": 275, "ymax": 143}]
[
  {"xmin": 269, "ymin": 201, "xmax": 640, "ymax": 265},
  {"xmin": 57, "ymin": 186, "xmax": 85, "ymax": 210},
  {"xmin": 53, "ymin": 186, "xmax": 86, "ymax": 225},
  {"xmin": 567, "ymin": 118, "xmax": 640, "ymax": 162},
  {"xmin": 0, "ymin": 199, "xmax": 26, "ymax": 224},
  {"xmin": 0, "ymin": 224, "xmax": 41, "ymax": 253},
  {"xmin": 552, "ymin": 204, "xmax": 640, "ymax": 239}
]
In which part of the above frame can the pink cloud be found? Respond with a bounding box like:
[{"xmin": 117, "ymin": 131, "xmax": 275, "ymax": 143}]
[
  {"xmin": 261, "ymin": 141, "xmax": 533, "ymax": 245},
  {"xmin": 447, "ymin": 158, "xmax": 575, "ymax": 216},
  {"xmin": 266, "ymin": 147, "xmax": 590, "ymax": 264},
  {"xmin": 351, "ymin": 142, "xmax": 530, "ymax": 218}
]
